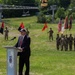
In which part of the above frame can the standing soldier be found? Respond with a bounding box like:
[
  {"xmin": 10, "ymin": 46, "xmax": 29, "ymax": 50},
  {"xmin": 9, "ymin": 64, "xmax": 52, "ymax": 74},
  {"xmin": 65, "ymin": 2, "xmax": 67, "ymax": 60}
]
[
  {"xmin": 4, "ymin": 27, "xmax": 9, "ymax": 40},
  {"xmin": 68, "ymin": 34, "xmax": 73, "ymax": 51},
  {"xmin": 60, "ymin": 34, "xmax": 66, "ymax": 51},
  {"xmin": 56, "ymin": 34, "xmax": 60, "ymax": 50},
  {"xmin": 48, "ymin": 28, "xmax": 54, "ymax": 41},
  {"xmin": 74, "ymin": 35, "xmax": 75, "ymax": 51},
  {"xmin": 65, "ymin": 34, "xmax": 69, "ymax": 51}
]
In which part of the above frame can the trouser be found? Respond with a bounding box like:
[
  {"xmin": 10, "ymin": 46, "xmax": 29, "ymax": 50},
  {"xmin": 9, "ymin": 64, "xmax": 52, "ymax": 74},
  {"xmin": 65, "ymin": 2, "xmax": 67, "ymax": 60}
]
[
  {"xmin": 65, "ymin": 44, "xmax": 68, "ymax": 51},
  {"xmin": 74, "ymin": 44, "xmax": 75, "ymax": 51},
  {"xmin": 5, "ymin": 35, "xmax": 8, "ymax": 40},
  {"xmin": 69, "ymin": 44, "xmax": 72, "ymax": 51},
  {"xmin": 56, "ymin": 43, "xmax": 60, "ymax": 50},
  {"xmin": 61, "ymin": 45, "xmax": 65, "ymax": 51},
  {"xmin": 49, "ymin": 35, "xmax": 53, "ymax": 41},
  {"xmin": 19, "ymin": 56, "xmax": 30, "ymax": 75}
]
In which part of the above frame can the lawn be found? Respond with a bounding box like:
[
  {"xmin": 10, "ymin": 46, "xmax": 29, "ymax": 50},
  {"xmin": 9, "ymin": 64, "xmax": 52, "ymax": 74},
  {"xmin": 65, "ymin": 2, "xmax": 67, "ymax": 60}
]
[{"xmin": 0, "ymin": 16, "xmax": 75, "ymax": 75}]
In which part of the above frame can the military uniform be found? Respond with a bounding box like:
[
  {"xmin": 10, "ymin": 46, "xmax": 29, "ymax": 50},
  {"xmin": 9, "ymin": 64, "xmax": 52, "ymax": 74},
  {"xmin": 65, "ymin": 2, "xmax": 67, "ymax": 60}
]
[
  {"xmin": 65, "ymin": 34, "xmax": 69, "ymax": 51},
  {"xmin": 74, "ymin": 37, "xmax": 75, "ymax": 51},
  {"xmin": 4, "ymin": 27, "xmax": 9, "ymax": 40},
  {"xmin": 56, "ymin": 34, "xmax": 60, "ymax": 50},
  {"xmin": 68, "ymin": 34, "xmax": 73, "ymax": 51},
  {"xmin": 48, "ymin": 28, "xmax": 54, "ymax": 41},
  {"xmin": 60, "ymin": 35, "xmax": 66, "ymax": 51}
]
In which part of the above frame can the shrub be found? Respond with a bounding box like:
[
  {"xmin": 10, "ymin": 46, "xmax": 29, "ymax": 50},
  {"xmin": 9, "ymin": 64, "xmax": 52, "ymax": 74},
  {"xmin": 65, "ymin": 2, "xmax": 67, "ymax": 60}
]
[
  {"xmin": 46, "ymin": 15, "xmax": 52, "ymax": 23},
  {"xmin": 71, "ymin": 13, "xmax": 75, "ymax": 19},
  {"xmin": 37, "ymin": 12, "xmax": 46, "ymax": 23},
  {"xmin": 55, "ymin": 7, "xmax": 65, "ymax": 19}
]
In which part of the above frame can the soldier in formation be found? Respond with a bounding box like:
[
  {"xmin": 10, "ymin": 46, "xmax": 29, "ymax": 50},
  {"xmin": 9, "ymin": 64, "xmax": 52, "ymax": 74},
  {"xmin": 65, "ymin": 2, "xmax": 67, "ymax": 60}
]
[
  {"xmin": 56, "ymin": 34, "xmax": 75, "ymax": 51},
  {"xmin": 56, "ymin": 34, "xmax": 61, "ymax": 50},
  {"xmin": 68, "ymin": 34, "xmax": 73, "ymax": 51},
  {"xmin": 60, "ymin": 34, "xmax": 66, "ymax": 51},
  {"xmin": 65, "ymin": 34, "xmax": 69, "ymax": 51},
  {"xmin": 74, "ymin": 35, "xmax": 75, "ymax": 51}
]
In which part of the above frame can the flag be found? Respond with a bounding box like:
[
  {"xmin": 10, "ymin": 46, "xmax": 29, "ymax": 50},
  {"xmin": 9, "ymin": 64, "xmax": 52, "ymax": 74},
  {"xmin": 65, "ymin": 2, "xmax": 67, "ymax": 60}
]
[
  {"xmin": 0, "ymin": 22, "xmax": 4, "ymax": 34},
  {"xmin": 68, "ymin": 16, "xmax": 72, "ymax": 30},
  {"xmin": 64, "ymin": 16, "xmax": 68, "ymax": 29},
  {"xmin": 18, "ymin": 22, "xmax": 24, "ymax": 31},
  {"xmin": 42, "ymin": 22, "xmax": 48, "ymax": 31},
  {"xmin": 58, "ymin": 18, "xmax": 62, "ymax": 32},
  {"xmin": 60, "ymin": 26, "xmax": 65, "ymax": 34}
]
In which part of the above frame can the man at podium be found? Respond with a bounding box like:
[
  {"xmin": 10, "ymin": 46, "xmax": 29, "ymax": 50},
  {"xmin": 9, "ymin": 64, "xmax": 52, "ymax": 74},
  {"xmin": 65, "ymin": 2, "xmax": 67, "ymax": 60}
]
[{"xmin": 15, "ymin": 29, "xmax": 31, "ymax": 75}]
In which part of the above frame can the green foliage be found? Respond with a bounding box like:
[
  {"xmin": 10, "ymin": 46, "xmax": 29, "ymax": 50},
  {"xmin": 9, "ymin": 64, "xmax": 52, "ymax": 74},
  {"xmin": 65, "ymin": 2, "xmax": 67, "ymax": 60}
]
[
  {"xmin": 37, "ymin": 12, "xmax": 52, "ymax": 23},
  {"xmin": 55, "ymin": 7, "xmax": 65, "ymax": 19},
  {"xmin": 48, "ymin": 0, "xmax": 71, "ymax": 9},
  {"xmin": 71, "ymin": 12, "xmax": 75, "ymax": 19},
  {"xmin": 58, "ymin": 0, "xmax": 71, "ymax": 9},
  {"xmin": 37, "ymin": 12, "xmax": 46, "ymax": 23},
  {"xmin": 69, "ymin": 0, "xmax": 75, "ymax": 8},
  {"xmin": 46, "ymin": 15, "xmax": 52, "ymax": 23},
  {"xmin": 65, "ymin": 9, "xmax": 72, "ymax": 17},
  {"xmin": 0, "ymin": 0, "xmax": 73, "ymax": 19},
  {"xmin": 0, "ymin": 0, "xmax": 3, "ymax": 3},
  {"xmin": 48, "ymin": 0, "xmax": 59, "ymax": 6}
]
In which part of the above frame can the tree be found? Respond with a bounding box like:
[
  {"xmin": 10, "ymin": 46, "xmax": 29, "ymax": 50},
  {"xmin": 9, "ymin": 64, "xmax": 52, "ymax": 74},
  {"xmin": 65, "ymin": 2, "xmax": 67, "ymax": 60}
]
[
  {"xmin": 48, "ymin": 0, "xmax": 59, "ymax": 6},
  {"xmin": 69, "ymin": 0, "xmax": 75, "ymax": 8},
  {"xmin": 48, "ymin": 0, "xmax": 71, "ymax": 9},
  {"xmin": 59, "ymin": 0, "xmax": 71, "ymax": 9},
  {"xmin": 55, "ymin": 7, "xmax": 65, "ymax": 19},
  {"xmin": 16, "ymin": 0, "xmax": 36, "ymax": 6}
]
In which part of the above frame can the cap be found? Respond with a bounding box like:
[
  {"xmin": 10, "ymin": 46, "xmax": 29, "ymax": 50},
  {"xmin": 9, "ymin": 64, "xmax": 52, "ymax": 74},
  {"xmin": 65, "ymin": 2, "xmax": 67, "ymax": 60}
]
[{"xmin": 20, "ymin": 29, "xmax": 26, "ymax": 32}]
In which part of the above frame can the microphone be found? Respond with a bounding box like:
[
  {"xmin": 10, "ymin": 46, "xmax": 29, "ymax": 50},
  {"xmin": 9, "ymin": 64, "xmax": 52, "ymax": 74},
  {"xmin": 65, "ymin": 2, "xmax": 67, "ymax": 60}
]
[{"xmin": 10, "ymin": 37, "xmax": 16, "ymax": 41}]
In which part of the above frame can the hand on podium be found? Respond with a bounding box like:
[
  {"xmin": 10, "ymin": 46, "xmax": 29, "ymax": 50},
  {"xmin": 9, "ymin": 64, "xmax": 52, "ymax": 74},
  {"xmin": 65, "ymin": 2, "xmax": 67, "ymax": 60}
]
[{"xmin": 17, "ymin": 47, "xmax": 23, "ymax": 52}]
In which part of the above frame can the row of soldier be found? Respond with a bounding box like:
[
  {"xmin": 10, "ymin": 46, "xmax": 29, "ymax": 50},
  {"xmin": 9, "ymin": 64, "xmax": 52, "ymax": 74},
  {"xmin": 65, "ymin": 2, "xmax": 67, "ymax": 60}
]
[{"xmin": 56, "ymin": 34, "xmax": 75, "ymax": 51}]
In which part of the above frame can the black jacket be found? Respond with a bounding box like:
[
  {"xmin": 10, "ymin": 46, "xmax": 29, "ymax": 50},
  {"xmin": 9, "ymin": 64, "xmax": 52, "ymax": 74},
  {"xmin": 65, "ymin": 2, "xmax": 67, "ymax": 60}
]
[{"xmin": 15, "ymin": 35, "xmax": 31, "ymax": 57}]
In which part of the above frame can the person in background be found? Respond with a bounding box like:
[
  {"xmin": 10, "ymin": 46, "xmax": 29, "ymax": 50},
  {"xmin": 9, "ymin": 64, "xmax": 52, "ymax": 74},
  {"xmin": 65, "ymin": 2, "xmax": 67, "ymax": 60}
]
[
  {"xmin": 4, "ymin": 27, "xmax": 9, "ymax": 40},
  {"xmin": 65, "ymin": 34, "xmax": 69, "ymax": 51},
  {"xmin": 73, "ymin": 35, "xmax": 75, "ymax": 51},
  {"xmin": 48, "ymin": 28, "xmax": 54, "ymax": 41},
  {"xmin": 68, "ymin": 34, "xmax": 73, "ymax": 51},
  {"xmin": 56, "ymin": 34, "xmax": 60, "ymax": 50},
  {"xmin": 60, "ymin": 34, "xmax": 66, "ymax": 51}
]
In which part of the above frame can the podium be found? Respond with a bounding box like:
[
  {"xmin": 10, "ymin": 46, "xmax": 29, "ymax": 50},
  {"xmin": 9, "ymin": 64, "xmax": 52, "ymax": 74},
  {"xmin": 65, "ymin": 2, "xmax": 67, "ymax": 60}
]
[{"xmin": 4, "ymin": 46, "xmax": 18, "ymax": 75}]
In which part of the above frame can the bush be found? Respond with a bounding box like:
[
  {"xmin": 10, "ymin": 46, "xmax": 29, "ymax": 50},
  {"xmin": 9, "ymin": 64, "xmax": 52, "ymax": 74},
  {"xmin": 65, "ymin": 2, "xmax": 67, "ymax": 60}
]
[
  {"xmin": 55, "ymin": 7, "xmax": 65, "ymax": 19},
  {"xmin": 37, "ymin": 12, "xmax": 46, "ymax": 23},
  {"xmin": 71, "ymin": 13, "xmax": 75, "ymax": 19},
  {"xmin": 65, "ymin": 9, "xmax": 72, "ymax": 17},
  {"xmin": 46, "ymin": 15, "xmax": 52, "ymax": 23}
]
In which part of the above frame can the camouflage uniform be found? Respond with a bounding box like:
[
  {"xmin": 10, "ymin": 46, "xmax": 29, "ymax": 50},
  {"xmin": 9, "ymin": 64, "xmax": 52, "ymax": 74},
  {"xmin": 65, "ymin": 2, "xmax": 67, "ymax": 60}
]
[
  {"xmin": 56, "ymin": 34, "xmax": 60, "ymax": 50},
  {"xmin": 65, "ymin": 34, "xmax": 69, "ymax": 51},
  {"xmin": 74, "ymin": 37, "xmax": 75, "ymax": 51},
  {"xmin": 48, "ymin": 28, "xmax": 54, "ymax": 41},
  {"xmin": 4, "ymin": 27, "xmax": 9, "ymax": 40},
  {"xmin": 68, "ymin": 34, "xmax": 73, "ymax": 51},
  {"xmin": 60, "ymin": 34, "xmax": 66, "ymax": 51}
]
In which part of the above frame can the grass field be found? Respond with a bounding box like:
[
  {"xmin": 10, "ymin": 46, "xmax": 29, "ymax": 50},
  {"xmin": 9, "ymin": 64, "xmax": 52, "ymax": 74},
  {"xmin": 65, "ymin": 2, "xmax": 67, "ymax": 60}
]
[{"xmin": 0, "ymin": 16, "xmax": 75, "ymax": 75}]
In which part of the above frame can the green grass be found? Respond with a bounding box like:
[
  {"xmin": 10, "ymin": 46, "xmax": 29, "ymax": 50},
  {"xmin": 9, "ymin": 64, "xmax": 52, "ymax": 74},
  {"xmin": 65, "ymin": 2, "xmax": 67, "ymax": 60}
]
[{"xmin": 0, "ymin": 16, "xmax": 75, "ymax": 75}]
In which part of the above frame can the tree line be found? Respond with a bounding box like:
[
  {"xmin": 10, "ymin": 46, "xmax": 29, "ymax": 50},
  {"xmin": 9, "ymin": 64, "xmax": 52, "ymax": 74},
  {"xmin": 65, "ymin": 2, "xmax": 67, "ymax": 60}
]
[{"xmin": 0, "ymin": 0, "xmax": 75, "ymax": 19}]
